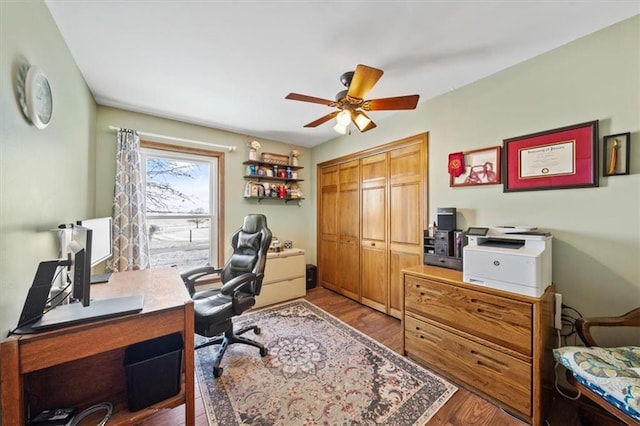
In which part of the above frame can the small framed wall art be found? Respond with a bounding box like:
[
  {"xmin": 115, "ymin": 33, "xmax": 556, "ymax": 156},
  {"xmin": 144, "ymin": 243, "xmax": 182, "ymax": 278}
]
[
  {"xmin": 603, "ymin": 132, "xmax": 630, "ymax": 176},
  {"xmin": 449, "ymin": 146, "xmax": 501, "ymax": 187}
]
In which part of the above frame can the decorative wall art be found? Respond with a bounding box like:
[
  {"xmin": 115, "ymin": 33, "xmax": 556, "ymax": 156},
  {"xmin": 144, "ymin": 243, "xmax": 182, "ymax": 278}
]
[
  {"xmin": 449, "ymin": 146, "xmax": 501, "ymax": 187},
  {"xmin": 603, "ymin": 132, "xmax": 630, "ymax": 176},
  {"xmin": 503, "ymin": 120, "xmax": 599, "ymax": 192}
]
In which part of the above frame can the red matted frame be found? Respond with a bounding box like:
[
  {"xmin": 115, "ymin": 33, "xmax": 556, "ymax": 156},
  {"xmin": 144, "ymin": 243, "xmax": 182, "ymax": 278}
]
[{"xmin": 503, "ymin": 120, "xmax": 599, "ymax": 192}]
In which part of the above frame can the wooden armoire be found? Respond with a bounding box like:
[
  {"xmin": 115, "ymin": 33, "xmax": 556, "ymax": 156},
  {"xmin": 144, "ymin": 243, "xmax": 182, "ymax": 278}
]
[{"xmin": 317, "ymin": 133, "xmax": 427, "ymax": 319}]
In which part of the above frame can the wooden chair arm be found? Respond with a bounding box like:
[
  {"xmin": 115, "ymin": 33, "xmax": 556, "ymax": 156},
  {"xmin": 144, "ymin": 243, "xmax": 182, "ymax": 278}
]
[{"xmin": 576, "ymin": 307, "xmax": 640, "ymax": 347}]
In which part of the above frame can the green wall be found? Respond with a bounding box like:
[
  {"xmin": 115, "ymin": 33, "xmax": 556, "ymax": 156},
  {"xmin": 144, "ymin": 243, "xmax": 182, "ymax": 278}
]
[
  {"xmin": 0, "ymin": 1, "xmax": 96, "ymax": 337},
  {"xmin": 312, "ymin": 15, "xmax": 640, "ymax": 343},
  {"xmin": 94, "ymin": 107, "xmax": 313, "ymax": 262}
]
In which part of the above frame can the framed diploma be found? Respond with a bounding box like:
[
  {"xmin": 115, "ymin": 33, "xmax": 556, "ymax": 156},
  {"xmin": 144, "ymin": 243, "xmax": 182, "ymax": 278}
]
[{"xmin": 503, "ymin": 120, "xmax": 598, "ymax": 192}]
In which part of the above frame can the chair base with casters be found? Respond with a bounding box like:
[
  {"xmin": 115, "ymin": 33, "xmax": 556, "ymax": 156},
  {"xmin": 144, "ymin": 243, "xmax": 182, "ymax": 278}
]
[
  {"xmin": 553, "ymin": 307, "xmax": 640, "ymax": 425},
  {"xmin": 196, "ymin": 321, "xmax": 268, "ymax": 378}
]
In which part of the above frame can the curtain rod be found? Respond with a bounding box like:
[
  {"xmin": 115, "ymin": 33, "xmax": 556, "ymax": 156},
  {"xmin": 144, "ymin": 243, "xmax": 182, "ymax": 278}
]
[{"xmin": 108, "ymin": 125, "xmax": 237, "ymax": 152}]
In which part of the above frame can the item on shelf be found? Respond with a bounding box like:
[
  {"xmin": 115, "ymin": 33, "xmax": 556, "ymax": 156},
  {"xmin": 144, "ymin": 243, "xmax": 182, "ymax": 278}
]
[
  {"xmin": 283, "ymin": 240, "xmax": 293, "ymax": 249},
  {"xmin": 277, "ymin": 185, "xmax": 286, "ymax": 198},
  {"xmin": 262, "ymin": 152, "xmax": 290, "ymax": 165},
  {"xmin": 244, "ymin": 181, "xmax": 263, "ymax": 198},
  {"xmin": 269, "ymin": 238, "xmax": 283, "ymax": 252},
  {"xmin": 291, "ymin": 149, "xmax": 300, "ymax": 166},
  {"xmin": 248, "ymin": 140, "xmax": 261, "ymax": 161},
  {"xmin": 289, "ymin": 184, "xmax": 302, "ymax": 199}
]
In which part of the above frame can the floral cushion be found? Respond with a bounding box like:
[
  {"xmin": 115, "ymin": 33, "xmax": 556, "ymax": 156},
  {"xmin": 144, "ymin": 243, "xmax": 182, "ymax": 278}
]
[{"xmin": 553, "ymin": 345, "xmax": 640, "ymax": 421}]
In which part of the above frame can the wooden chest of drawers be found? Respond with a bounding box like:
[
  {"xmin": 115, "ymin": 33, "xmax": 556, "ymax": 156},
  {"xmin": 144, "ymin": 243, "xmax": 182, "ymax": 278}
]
[{"xmin": 402, "ymin": 265, "xmax": 555, "ymax": 425}]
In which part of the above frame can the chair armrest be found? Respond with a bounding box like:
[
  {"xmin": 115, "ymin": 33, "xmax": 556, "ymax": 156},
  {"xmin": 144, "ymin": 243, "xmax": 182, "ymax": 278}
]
[
  {"xmin": 180, "ymin": 265, "xmax": 222, "ymax": 296},
  {"xmin": 577, "ymin": 307, "xmax": 640, "ymax": 346},
  {"xmin": 220, "ymin": 272, "xmax": 261, "ymax": 296}
]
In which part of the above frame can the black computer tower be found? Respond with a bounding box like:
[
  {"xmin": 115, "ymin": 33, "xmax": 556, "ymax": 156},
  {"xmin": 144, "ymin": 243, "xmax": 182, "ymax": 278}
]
[{"xmin": 306, "ymin": 264, "xmax": 317, "ymax": 289}]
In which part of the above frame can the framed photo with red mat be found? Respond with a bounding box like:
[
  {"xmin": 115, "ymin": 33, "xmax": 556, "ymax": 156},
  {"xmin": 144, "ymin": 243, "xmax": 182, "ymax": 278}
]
[{"xmin": 449, "ymin": 146, "xmax": 501, "ymax": 187}]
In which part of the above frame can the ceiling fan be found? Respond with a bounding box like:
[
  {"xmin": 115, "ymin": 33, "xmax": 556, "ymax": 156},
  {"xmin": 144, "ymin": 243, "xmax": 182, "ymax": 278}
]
[{"xmin": 285, "ymin": 64, "xmax": 420, "ymax": 134}]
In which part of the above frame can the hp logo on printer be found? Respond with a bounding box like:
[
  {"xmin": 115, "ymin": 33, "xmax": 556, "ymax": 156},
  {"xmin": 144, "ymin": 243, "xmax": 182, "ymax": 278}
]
[{"xmin": 493, "ymin": 260, "xmax": 500, "ymax": 266}]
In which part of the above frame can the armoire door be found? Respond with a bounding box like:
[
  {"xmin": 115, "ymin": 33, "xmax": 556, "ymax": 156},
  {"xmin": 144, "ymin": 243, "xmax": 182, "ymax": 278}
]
[
  {"xmin": 337, "ymin": 160, "xmax": 360, "ymax": 300},
  {"xmin": 318, "ymin": 165, "xmax": 338, "ymax": 292},
  {"xmin": 388, "ymin": 142, "xmax": 424, "ymax": 318},
  {"xmin": 360, "ymin": 152, "xmax": 388, "ymax": 313}
]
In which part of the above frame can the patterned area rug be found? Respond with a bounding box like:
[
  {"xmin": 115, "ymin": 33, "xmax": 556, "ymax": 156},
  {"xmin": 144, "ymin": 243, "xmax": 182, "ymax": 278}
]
[{"xmin": 196, "ymin": 299, "xmax": 457, "ymax": 425}]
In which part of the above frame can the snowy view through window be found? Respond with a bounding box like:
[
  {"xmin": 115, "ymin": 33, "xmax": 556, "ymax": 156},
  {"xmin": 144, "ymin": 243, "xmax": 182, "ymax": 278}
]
[{"xmin": 143, "ymin": 151, "xmax": 217, "ymax": 272}]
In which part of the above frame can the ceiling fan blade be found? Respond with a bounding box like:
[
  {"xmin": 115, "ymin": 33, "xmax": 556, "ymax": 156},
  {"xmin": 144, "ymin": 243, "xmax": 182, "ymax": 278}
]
[
  {"xmin": 347, "ymin": 64, "xmax": 384, "ymax": 100},
  {"xmin": 364, "ymin": 94, "xmax": 420, "ymax": 111},
  {"xmin": 286, "ymin": 93, "xmax": 335, "ymax": 106},
  {"xmin": 304, "ymin": 111, "xmax": 339, "ymax": 128},
  {"xmin": 352, "ymin": 111, "xmax": 377, "ymax": 132}
]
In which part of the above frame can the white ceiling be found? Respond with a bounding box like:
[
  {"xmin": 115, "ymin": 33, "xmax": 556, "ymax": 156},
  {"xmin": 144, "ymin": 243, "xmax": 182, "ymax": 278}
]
[{"xmin": 44, "ymin": 1, "xmax": 638, "ymax": 148}]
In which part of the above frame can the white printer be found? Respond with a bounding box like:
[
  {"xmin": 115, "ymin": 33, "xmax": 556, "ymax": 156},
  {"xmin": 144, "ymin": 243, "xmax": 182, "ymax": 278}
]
[{"xmin": 463, "ymin": 226, "xmax": 552, "ymax": 297}]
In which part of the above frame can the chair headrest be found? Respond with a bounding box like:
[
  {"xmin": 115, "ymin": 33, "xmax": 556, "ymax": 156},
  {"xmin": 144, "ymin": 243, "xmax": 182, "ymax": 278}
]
[{"xmin": 242, "ymin": 214, "xmax": 267, "ymax": 234}]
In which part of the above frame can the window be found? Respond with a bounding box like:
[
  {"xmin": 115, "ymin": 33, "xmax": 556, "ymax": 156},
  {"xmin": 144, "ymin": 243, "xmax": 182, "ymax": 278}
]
[{"xmin": 140, "ymin": 142, "xmax": 223, "ymax": 272}]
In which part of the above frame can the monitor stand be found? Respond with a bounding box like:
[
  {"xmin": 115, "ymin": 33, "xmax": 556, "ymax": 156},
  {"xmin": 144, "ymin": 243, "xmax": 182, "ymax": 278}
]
[
  {"xmin": 91, "ymin": 272, "xmax": 112, "ymax": 284},
  {"xmin": 20, "ymin": 295, "xmax": 145, "ymax": 333}
]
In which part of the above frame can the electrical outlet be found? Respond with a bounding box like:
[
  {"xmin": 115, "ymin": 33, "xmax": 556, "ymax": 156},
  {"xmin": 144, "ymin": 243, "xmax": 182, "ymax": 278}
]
[{"xmin": 554, "ymin": 293, "xmax": 563, "ymax": 330}]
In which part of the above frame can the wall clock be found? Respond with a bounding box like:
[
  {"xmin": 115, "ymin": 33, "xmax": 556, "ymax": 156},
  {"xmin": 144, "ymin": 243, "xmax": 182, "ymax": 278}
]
[{"xmin": 17, "ymin": 64, "xmax": 53, "ymax": 129}]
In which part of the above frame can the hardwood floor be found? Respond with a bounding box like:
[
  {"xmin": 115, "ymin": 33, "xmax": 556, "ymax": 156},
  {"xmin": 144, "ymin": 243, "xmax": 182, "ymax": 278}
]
[{"xmin": 145, "ymin": 286, "xmax": 597, "ymax": 425}]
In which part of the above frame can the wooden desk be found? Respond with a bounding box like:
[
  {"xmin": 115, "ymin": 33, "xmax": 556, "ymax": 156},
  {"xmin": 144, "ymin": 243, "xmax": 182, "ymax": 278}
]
[{"xmin": 1, "ymin": 267, "xmax": 195, "ymax": 425}]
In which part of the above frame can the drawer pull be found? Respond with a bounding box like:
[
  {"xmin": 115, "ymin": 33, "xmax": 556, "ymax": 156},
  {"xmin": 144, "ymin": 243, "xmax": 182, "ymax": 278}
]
[
  {"xmin": 415, "ymin": 287, "xmax": 442, "ymax": 297},
  {"xmin": 476, "ymin": 360, "xmax": 503, "ymax": 373},
  {"xmin": 471, "ymin": 299, "xmax": 508, "ymax": 311},
  {"xmin": 471, "ymin": 350, "xmax": 507, "ymax": 373},
  {"xmin": 476, "ymin": 308, "xmax": 503, "ymax": 319},
  {"xmin": 415, "ymin": 327, "xmax": 441, "ymax": 342}
]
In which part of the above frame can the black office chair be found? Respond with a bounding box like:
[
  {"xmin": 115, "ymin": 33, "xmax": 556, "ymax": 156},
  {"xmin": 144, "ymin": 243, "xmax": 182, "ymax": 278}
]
[{"xmin": 180, "ymin": 214, "xmax": 272, "ymax": 378}]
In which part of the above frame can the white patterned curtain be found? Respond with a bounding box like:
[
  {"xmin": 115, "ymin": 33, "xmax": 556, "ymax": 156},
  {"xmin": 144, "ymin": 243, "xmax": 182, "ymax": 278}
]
[{"xmin": 106, "ymin": 128, "xmax": 150, "ymax": 272}]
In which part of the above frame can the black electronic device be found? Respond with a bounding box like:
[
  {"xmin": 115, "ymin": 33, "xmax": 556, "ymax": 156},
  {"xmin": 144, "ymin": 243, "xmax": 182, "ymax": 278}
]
[
  {"xmin": 12, "ymin": 224, "xmax": 142, "ymax": 335},
  {"xmin": 28, "ymin": 408, "xmax": 76, "ymax": 425},
  {"xmin": 466, "ymin": 227, "xmax": 489, "ymax": 236},
  {"xmin": 69, "ymin": 226, "xmax": 92, "ymax": 306},
  {"xmin": 13, "ymin": 260, "xmax": 62, "ymax": 334},
  {"xmin": 437, "ymin": 207, "xmax": 456, "ymax": 231}
]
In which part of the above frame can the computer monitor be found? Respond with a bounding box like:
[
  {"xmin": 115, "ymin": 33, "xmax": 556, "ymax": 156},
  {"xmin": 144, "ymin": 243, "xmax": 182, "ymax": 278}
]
[
  {"xmin": 76, "ymin": 217, "xmax": 112, "ymax": 267},
  {"xmin": 69, "ymin": 226, "xmax": 92, "ymax": 307}
]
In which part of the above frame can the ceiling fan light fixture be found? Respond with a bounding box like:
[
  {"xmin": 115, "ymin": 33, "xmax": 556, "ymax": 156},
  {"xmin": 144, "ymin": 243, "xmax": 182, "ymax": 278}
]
[
  {"xmin": 353, "ymin": 111, "xmax": 372, "ymax": 131},
  {"xmin": 333, "ymin": 123, "xmax": 347, "ymax": 134},
  {"xmin": 336, "ymin": 110, "xmax": 352, "ymax": 126}
]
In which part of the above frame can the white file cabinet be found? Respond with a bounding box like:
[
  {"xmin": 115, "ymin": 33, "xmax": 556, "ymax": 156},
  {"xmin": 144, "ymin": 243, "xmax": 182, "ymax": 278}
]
[{"xmin": 254, "ymin": 248, "xmax": 306, "ymax": 308}]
